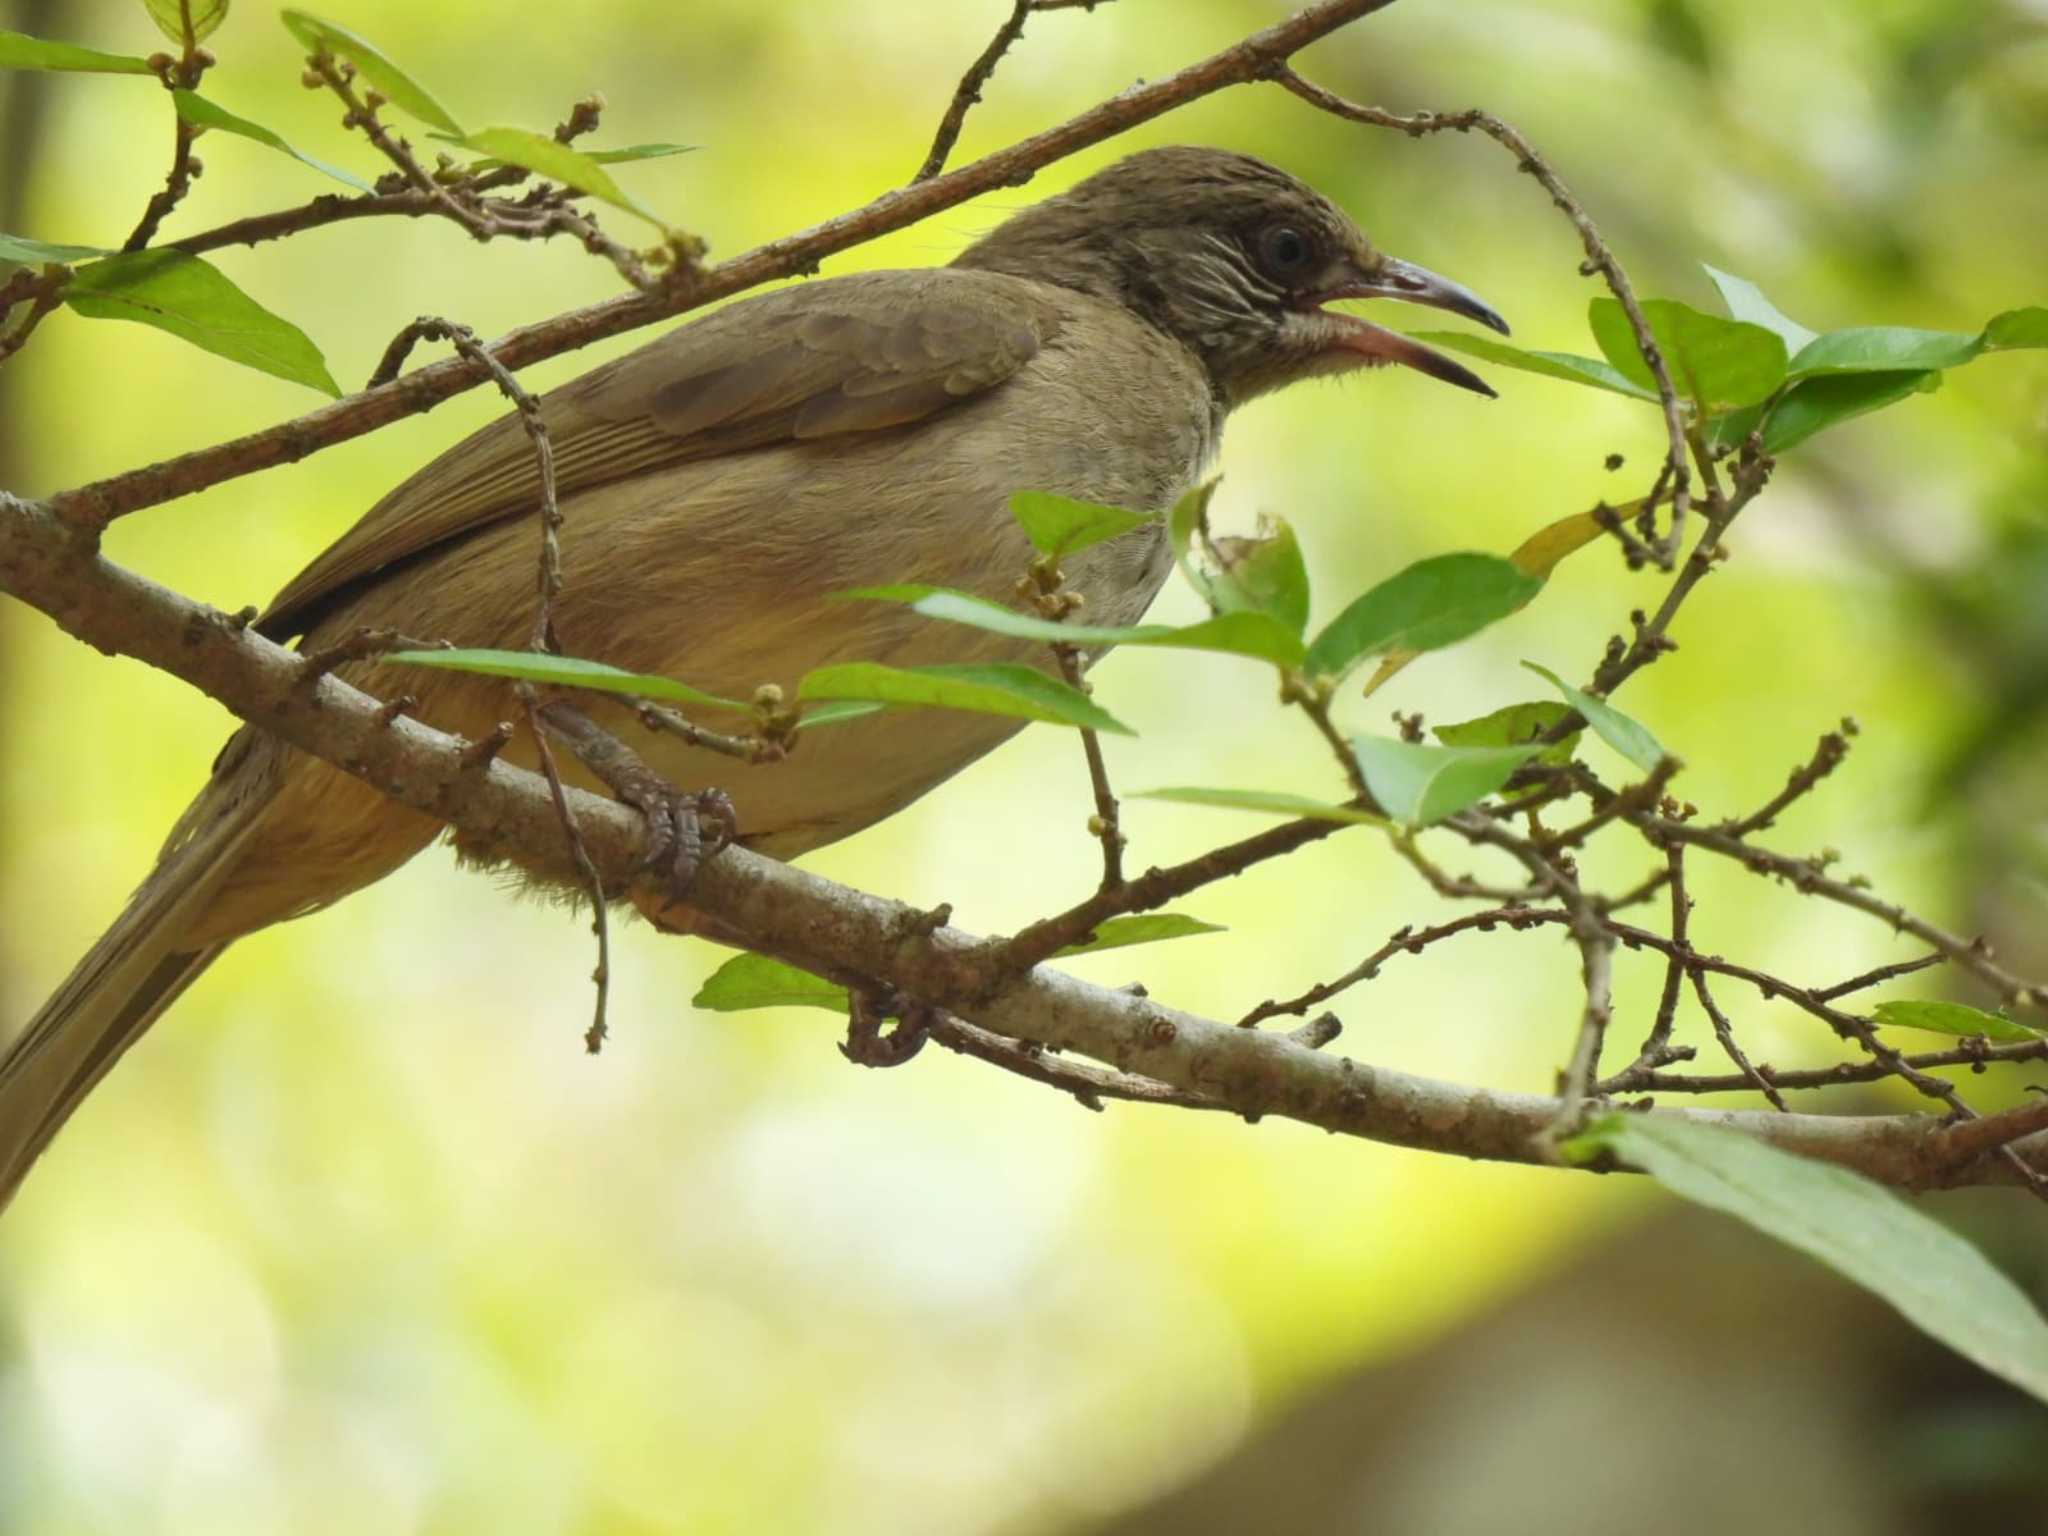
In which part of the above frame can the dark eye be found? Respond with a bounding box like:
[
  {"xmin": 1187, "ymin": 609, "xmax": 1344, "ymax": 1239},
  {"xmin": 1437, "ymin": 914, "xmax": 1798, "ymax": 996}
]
[{"xmin": 1258, "ymin": 224, "xmax": 1315, "ymax": 278}]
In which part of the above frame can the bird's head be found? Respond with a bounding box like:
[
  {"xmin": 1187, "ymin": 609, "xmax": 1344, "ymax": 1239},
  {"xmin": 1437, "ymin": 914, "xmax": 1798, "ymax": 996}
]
[{"xmin": 955, "ymin": 145, "xmax": 1508, "ymax": 407}]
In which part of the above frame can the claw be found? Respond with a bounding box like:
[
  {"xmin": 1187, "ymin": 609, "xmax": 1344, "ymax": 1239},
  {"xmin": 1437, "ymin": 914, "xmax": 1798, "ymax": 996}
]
[
  {"xmin": 840, "ymin": 987, "xmax": 933, "ymax": 1068},
  {"xmin": 621, "ymin": 781, "xmax": 738, "ymax": 904}
]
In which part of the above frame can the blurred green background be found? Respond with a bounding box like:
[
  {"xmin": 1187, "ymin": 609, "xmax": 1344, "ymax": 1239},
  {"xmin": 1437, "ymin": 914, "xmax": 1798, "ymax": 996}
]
[{"xmin": 2, "ymin": 0, "xmax": 2045, "ymax": 1531}]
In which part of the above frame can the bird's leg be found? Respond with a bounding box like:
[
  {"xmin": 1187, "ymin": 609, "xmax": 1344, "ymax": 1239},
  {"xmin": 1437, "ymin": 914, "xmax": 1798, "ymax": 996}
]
[
  {"xmin": 535, "ymin": 700, "xmax": 738, "ymax": 901},
  {"xmin": 840, "ymin": 986, "xmax": 934, "ymax": 1068}
]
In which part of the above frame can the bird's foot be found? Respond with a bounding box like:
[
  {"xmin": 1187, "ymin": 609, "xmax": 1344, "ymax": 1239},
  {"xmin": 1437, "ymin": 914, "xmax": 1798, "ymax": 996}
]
[
  {"xmin": 537, "ymin": 699, "xmax": 738, "ymax": 903},
  {"xmin": 626, "ymin": 780, "xmax": 739, "ymax": 904},
  {"xmin": 840, "ymin": 986, "xmax": 934, "ymax": 1068}
]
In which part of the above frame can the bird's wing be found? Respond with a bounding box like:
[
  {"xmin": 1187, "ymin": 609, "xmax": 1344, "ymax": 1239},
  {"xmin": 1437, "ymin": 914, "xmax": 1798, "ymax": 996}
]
[{"xmin": 258, "ymin": 268, "xmax": 1061, "ymax": 639}]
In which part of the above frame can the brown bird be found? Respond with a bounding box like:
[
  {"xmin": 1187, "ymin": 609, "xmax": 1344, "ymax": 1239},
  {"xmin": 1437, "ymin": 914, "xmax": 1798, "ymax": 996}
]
[{"xmin": 0, "ymin": 146, "xmax": 1504, "ymax": 1207}]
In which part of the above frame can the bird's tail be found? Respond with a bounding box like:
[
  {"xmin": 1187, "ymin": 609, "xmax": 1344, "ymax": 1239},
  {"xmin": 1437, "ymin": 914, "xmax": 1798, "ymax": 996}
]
[{"xmin": 0, "ymin": 760, "xmax": 276, "ymax": 1215}]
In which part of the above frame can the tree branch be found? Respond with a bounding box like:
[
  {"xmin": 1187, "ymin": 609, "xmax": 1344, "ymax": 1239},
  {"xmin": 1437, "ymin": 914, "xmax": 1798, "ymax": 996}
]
[{"xmin": 4, "ymin": 489, "xmax": 2041, "ymax": 1190}]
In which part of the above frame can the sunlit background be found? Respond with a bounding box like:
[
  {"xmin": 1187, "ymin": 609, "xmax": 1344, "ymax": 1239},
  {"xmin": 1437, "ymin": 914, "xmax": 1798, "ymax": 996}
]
[{"xmin": 3, "ymin": 0, "xmax": 2046, "ymax": 1531}]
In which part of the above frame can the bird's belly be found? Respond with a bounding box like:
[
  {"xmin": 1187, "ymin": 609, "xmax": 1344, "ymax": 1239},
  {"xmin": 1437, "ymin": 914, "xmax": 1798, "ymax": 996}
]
[{"xmin": 346, "ymin": 372, "xmax": 1208, "ymax": 861}]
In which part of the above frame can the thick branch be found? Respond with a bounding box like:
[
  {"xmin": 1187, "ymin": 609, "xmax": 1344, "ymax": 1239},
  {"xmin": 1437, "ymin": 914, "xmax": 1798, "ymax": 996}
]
[{"xmin": 3, "ymin": 491, "xmax": 2040, "ymax": 1190}]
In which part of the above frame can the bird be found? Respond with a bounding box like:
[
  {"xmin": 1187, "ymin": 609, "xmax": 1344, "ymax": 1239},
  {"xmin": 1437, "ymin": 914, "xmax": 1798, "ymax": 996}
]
[{"xmin": 0, "ymin": 145, "xmax": 1505, "ymax": 1209}]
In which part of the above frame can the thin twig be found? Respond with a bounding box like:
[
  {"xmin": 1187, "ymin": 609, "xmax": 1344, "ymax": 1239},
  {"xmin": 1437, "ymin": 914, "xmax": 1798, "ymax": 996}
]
[
  {"xmin": 519, "ymin": 688, "xmax": 613, "ymax": 1053},
  {"xmin": 1606, "ymin": 1043, "xmax": 2048, "ymax": 1096},
  {"xmin": 1238, "ymin": 905, "xmax": 1549, "ymax": 1027},
  {"xmin": 1270, "ymin": 67, "xmax": 1693, "ymax": 569},
  {"xmin": 52, "ymin": 0, "xmax": 1405, "ymax": 528},
  {"xmin": 1053, "ymin": 646, "xmax": 1127, "ymax": 888},
  {"xmin": 1690, "ymin": 967, "xmax": 1790, "ymax": 1111},
  {"xmin": 915, "ymin": 0, "xmax": 1036, "ymax": 183}
]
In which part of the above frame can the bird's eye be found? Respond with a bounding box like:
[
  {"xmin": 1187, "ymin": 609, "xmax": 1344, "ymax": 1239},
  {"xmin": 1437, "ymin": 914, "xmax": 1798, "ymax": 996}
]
[{"xmin": 1258, "ymin": 225, "xmax": 1315, "ymax": 278}]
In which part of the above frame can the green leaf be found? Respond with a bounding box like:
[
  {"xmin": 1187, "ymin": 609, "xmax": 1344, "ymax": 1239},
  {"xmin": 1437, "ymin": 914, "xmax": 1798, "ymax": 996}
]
[
  {"xmin": 692, "ymin": 954, "xmax": 847, "ymax": 1014},
  {"xmin": 580, "ymin": 142, "xmax": 697, "ymax": 165},
  {"xmin": 1351, "ymin": 736, "xmax": 1539, "ymax": 826},
  {"xmin": 0, "ymin": 29, "xmax": 154, "ymax": 73},
  {"xmin": 1405, "ymin": 328, "xmax": 1658, "ymax": 402},
  {"xmin": 1760, "ymin": 370, "xmax": 1938, "ymax": 454},
  {"xmin": 387, "ymin": 648, "xmax": 746, "ymax": 713},
  {"xmin": 0, "ymin": 233, "xmax": 110, "ymax": 264},
  {"xmin": 1305, "ymin": 554, "xmax": 1540, "ymax": 683},
  {"xmin": 1522, "ymin": 662, "xmax": 1666, "ymax": 774},
  {"xmin": 1007, "ymin": 490, "xmax": 1152, "ymax": 560},
  {"xmin": 1167, "ymin": 479, "xmax": 1229, "ymax": 612},
  {"xmin": 841, "ymin": 585, "xmax": 1306, "ymax": 667},
  {"xmin": 794, "ymin": 700, "xmax": 884, "ymax": 731},
  {"xmin": 1052, "ymin": 912, "xmax": 1225, "ymax": 958},
  {"xmin": 63, "ymin": 250, "xmax": 340, "ymax": 396},
  {"xmin": 1702, "ymin": 265, "xmax": 1821, "ymax": 355},
  {"xmin": 1789, "ymin": 326, "xmax": 1984, "ymax": 378},
  {"xmin": 1436, "ymin": 701, "xmax": 1579, "ymax": 801},
  {"xmin": 1563, "ymin": 1113, "xmax": 2048, "ymax": 1406},
  {"xmin": 142, "ymin": 0, "xmax": 229, "ymax": 45},
  {"xmin": 798, "ymin": 661, "xmax": 1132, "ymax": 735},
  {"xmin": 1589, "ymin": 297, "xmax": 1788, "ymax": 413},
  {"xmin": 280, "ymin": 10, "xmax": 461, "ymax": 134},
  {"xmin": 1985, "ymin": 307, "xmax": 2048, "ymax": 351},
  {"xmin": 172, "ymin": 90, "xmax": 372, "ymax": 192},
  {"xmin": 1872, "ymin": 1000, "xmax": 2047, "ymax": 1045},
  {"xmin": 1160, "ymin": 611, "xmax": 1307, "ymax": 666},
  {"xmin": 1134, "ymin": 787, "xmax": 1387, "ymax": 827},
  {"xmin": 460, "ymin": 141, "xmax": 698, "ymax": 173},
  {"xmin": 1207, "ymin": 517, "xmax": 1312, "ymax": 637},
  {"xmin": 1435, "ymin": 700, "xmax": 1577, "ymax": 754},
  {"xmin": 451, "ymin": 127, "xmax": 664, "ymax": 228}
]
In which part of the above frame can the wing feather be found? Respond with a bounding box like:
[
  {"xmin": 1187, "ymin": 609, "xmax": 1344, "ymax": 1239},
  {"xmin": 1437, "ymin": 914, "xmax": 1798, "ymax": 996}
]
[{"xmin": 258, "ymin": 268, "xmax": 1061, "ymax": 639}]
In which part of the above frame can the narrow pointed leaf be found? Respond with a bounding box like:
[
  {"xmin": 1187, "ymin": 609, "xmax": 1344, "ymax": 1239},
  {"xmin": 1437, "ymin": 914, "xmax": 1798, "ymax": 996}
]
[
  {"xmin": 142, "ymin": 0, "xmax": 230, "ymax": 44},
  {"xmin": 1405, "ymin": 328, "xmax": 1658, "ymax": 401},
  {"xmin": 453, "ymin": 127, "xmax": 665, "ymax": 227},
  {"xmin": 1053, "ymin": 913, "xmax": 1226, "ymax": 957},
  {"xmin": 280, "ymin": 11, "xmax": 461, "ymax": 134},
  {"xmin": 841, "ymin": 585, "xmax": 1305, "ymax": 666},
  {"xmin": 0, "ymin": 233, "xmax": 110, "ymax": 264},
  {"xmin": 794, "ymin": 700, "xmax": 885, "ymax": 730},
  {"xmin": 1564, "ymin": 1113, "xmax": 2048, "ymax": 1406},
  {"xmin": 0, "ymin": 29, "xmax": 154, "ymax": 73},
  {"xmin": 64, "ymin": 250, "xmax": 340, "ymax": 396},
  {"xmin": 693, "ymin": 954, "xmax": 847, "ymax": 1014},
  {"xmin": 1351, "ymin": 736, "xmax": 1539, "ymax": 826},
  {"xmin": 388, "ymin": 647, "xmax": 747, "ymax": 712},
  {"xmin": 1135, "ymin": 787, "xmax": 1387, "ymax": 826},
  {"xmin": 1523, "ymin": 662, "xmax": 1665, "ymax": 773},
  {"xmin": 1509, "ymin": 508, "xmax": 1612, "ymax": 580},
  {"xmin": 1872, "ymin": 1000, "xmax": 2047, "ymax": 1045},
  {"xmin": 1008, "ymin": 490, "xmax": 1153, "ymax": 559},
  {"xmin": 1590, "ymin": 297, "xmax": 1788, "ymax": 413},
  {"xmin": 1789, "ymin": 326, "xmax": 1984, "ymax": 377},
  {"xmin": 1702, "ymin": 265, "xmax": 1820, "ymax": 354},
  {"xmin": 798, "ymin": 662, "xmax": 1132, "ymax": 734},
  {"xmin": 1306, "ymin": 554, "xmax": 1540, "ymax": 683},
  {"xmin": 581, "ymin": 142, "xmax": 697, "ymax": 165},
  {"xmin": 173, "ymin": 90, "xmax": 372, "ymax": 191}
]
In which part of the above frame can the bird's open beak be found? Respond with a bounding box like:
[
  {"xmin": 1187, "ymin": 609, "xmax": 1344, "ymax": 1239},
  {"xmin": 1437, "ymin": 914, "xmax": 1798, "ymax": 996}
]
[{"xmin": 1308, "ymin": 255, "xmax": 1510, "ymax": 398}]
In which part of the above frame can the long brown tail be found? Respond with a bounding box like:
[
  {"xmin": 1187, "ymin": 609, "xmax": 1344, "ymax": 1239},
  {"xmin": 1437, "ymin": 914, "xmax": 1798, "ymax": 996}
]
[{"xmin": 0, "ymin": 774, "xmax": 273, "ymax": 1214}]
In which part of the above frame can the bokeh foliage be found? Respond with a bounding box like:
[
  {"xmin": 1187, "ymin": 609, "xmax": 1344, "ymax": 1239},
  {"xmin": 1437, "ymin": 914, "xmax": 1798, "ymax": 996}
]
[{"xmin": 2, "ymin": 0, "xmax": 2045, "ymax": 1531}]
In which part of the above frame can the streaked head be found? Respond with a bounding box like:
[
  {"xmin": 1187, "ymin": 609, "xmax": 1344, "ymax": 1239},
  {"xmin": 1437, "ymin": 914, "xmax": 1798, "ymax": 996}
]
[{"xmin": 956, "ymin": 145, "xmax": 1507, "ymax": 406}]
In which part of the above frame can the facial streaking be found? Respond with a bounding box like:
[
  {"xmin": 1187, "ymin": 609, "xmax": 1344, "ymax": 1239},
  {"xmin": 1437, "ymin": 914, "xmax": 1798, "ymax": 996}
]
[{"xmin": 955, "ymin": 145, "xmax": 1508, "ymax": 406}]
